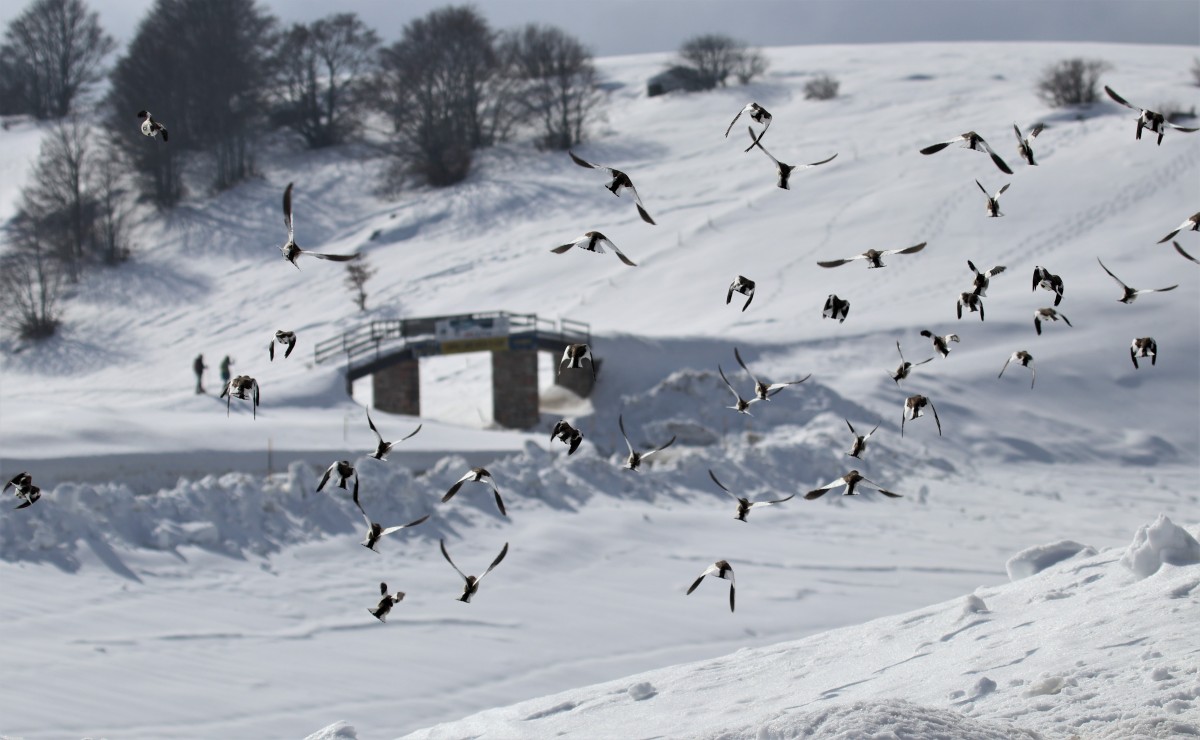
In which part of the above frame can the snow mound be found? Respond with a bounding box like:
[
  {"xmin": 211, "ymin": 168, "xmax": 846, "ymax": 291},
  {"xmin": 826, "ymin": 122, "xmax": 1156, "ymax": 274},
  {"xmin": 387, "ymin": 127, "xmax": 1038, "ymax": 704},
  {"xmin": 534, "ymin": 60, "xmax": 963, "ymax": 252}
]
[
  {"xmin": 1120, "ymin": 514, "xmax": 1200, "ymax": 578},
  {"xmin": 710, "ymin": 699, "xmax": 1041, "ymax": 740},
  {"xmin": 1005, "ymin": 540, "xmax": 1096, "ymax": 581},
  {"xmin": 305, "ymin": 720, "xmax": 357, "ymax": 739}
]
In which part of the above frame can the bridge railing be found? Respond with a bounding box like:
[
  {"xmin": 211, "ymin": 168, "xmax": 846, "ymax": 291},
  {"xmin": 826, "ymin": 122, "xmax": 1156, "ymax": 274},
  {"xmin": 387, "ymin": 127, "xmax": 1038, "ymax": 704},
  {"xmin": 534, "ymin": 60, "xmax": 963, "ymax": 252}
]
[{"xmin": 313, "ymin": 311, "xmax": 591, "ymax": 369}]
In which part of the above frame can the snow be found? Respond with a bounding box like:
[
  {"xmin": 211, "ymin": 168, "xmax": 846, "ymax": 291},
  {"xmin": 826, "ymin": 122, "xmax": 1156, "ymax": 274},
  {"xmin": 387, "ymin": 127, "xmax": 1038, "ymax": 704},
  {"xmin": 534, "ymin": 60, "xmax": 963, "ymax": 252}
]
[{"xmin": 0, "ymin": 41, "xmax": 1197, "ymax": 739}]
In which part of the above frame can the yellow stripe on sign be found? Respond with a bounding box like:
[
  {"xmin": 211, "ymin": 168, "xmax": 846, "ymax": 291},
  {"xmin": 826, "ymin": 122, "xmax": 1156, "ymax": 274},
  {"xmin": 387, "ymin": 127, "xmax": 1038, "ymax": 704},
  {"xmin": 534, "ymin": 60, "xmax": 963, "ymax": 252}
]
[{"xmin": 439, "ymin": 337, "xmax": 509, "ymax": 355}]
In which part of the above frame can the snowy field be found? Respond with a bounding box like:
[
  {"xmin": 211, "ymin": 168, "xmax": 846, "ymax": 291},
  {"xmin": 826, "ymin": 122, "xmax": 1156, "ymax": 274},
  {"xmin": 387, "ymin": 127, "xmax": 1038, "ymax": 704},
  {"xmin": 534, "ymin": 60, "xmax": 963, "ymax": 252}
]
[{"xmin": 1, "ymin": 42, "xmax": 1198, "ymax": 739}]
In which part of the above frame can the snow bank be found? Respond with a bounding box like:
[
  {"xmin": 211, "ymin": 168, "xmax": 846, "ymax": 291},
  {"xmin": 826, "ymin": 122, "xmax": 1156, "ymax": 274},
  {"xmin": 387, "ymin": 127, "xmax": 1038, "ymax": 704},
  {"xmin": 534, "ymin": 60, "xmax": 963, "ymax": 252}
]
[
  {"xmin": 1005, "ymin": 540, "xmax": 1096, "ymax": 581},
  {"xmin": 305, "ymin": 721, "xmax": 357, "ymax": 740},
  {"xmin": 1120, "ymin": 514, "xmax": 1200, "ymax": 578}
]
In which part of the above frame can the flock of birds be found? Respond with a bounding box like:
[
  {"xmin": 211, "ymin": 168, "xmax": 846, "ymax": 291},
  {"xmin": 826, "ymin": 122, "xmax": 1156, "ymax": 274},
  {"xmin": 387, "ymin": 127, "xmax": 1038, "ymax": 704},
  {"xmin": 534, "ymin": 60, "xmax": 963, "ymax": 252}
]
[{"xmin": 6, "ymin": 80, "xmax": 1196, "ymax": 620}]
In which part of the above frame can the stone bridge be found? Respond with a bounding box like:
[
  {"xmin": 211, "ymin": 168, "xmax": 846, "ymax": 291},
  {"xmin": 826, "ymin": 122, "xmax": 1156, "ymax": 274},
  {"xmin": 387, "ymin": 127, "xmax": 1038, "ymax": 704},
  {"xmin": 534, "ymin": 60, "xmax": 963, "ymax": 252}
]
[{"xmin": 314, "ymin": 312, "xmax": 594, "ymax": 429}]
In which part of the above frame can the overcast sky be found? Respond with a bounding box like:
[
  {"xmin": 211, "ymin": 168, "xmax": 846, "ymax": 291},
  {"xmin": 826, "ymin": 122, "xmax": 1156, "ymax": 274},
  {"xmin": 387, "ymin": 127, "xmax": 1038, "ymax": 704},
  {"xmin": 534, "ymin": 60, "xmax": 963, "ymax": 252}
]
[{"xmin": 3, "ymin": 0, "xmax": 1198, "ymax": 55}]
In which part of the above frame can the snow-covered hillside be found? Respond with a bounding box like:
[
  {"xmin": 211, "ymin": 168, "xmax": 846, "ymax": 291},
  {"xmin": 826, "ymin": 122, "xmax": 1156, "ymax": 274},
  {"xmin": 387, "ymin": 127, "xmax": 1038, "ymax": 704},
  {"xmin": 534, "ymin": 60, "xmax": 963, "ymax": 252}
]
[{"xmin": 0, "ymin": 42, "xmax": 1197, "ymax": 739}]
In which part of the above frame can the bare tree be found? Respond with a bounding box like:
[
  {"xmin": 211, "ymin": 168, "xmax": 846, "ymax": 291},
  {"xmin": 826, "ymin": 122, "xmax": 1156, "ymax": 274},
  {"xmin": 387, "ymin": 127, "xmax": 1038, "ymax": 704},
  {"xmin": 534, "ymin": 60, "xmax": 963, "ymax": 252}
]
[
  {"xmin": 344, "ymin": 255, "xmax": 376, "ymax": 311},
  {"xmin": 90, "ymin": 143, "xmax": 134, "ymax": 264},
  {"xmin": 0, "ymin": 215, "xmax": 66, "ymax": 339},
  {"xmin": 804, "ymin": 74, "xmax": 840, "ymax": 100},
  {"xmin": 1036, "ymin": 58, "xmax": 1111, "ymax": 107},
  {"xmin": 377, "ymin": 6, "xmax": 512, "ymax": 187},
  {"xmin": 19, "ymin": 118, "xmax": 94, "ymax": 281},
  {"xmin": 676, "ymin": 34, "xmax": 765, "ymax": 90},
  {"xmin": 500, "ymin": 24, "xmax": 602, "ymax": 151},
  {"xmin": 0, "ymin": 0, "xmax": 115, "ymax": 118},
  {"xmin": 275, "ymin": 13, "xmax": 379, "ymax": 149},
  {"xmin": 107, "ymin": 0, "xmax": 277, "ymax": 203}
]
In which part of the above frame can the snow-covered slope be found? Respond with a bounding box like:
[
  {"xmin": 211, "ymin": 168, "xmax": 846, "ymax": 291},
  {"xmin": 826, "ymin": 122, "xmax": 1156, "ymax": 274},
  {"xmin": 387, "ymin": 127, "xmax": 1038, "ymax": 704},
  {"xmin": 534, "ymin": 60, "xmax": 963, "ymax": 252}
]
[
  {"xmin": 397, "ymin": 516, "xmax": 1200, "ymax": 740},
  {"xmin": 0, "ymin": 42, "xmax": 1197, "ymax": 740}
]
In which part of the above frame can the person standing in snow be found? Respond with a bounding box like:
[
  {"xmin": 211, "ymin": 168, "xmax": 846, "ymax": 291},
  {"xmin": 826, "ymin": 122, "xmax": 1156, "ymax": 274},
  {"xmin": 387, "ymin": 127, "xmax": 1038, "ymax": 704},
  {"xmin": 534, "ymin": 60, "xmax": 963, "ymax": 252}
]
[
  {"xmin": 194, "ymin": 354, "xmax": 207, "ymax": 394},
  {"xmin": 219, "ymin": 355, "xmax": 233, "ymax": 386}
]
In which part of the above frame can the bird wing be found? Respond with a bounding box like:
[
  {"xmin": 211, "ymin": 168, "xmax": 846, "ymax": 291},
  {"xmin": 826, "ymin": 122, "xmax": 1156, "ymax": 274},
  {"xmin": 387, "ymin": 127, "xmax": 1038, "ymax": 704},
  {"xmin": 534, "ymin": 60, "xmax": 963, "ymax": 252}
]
[
  {"xmin": 316, "ymin": 463, "xmax": 335, "ymax": 492},
  {"xmin": 858, "ymin": 477, "xmax": 902, "ymax": 498},
  {"xmin": 975, "ymin": 179, "xmax": 989, "ymax": 197},
  {"xmin": 975, "ymin": 137, "xmax": 1014, "ymax": 174},
  {"xmin": 605, "ymin": 239, "xmax": 638, "ymax": 267},
  {"xmin": 986, "ymin": 265, "xmax": 1007, "ymax": 278},
  {"xmin": 1013, "ymin": 123, "xmax": 1024, "ymax": 143},
  {"xmin": 399, "ymin": 423, "xmax": 422, "ymax": 442},
  {"xmin": 306, "ymin": 251, "xmax": 358, "ymax": 261},
  {"xmin": 928, "ymin": 400, "xmax": 943, "ymax": 436},
  {"xmin": 643, "ymin": 435, "xmax": 677, "ymax": 460},
  {"xmin": 845, "ymin": 418, "xmax": 857, "ymax": 436},
  {"xmin": 747, "ymin": 127, "xmax": 781, "ymax": 166},
  {"xmin": 802, "ymin": 153, "xmax": 838, "ymax": 168},
  {"xmin": 366, "ymin": 408, "xmax": 384, "ymax": 443},
  {"xmin": 998, "ymin": 356, "xmax": 1012, "ymax": 378},
  {"xmin": 1096, "ymin": 258, "xmax": 1128, "ymax": 289},
  {"xmin": 724, "ymin": 105, "xmax": 749, "ymax": 137},
  {"xmin": 1029, "ymin": 366, "xmax": 1036, "ymax": 389},
  {"xmin": 1143, "ymin": 284, "xmax": 1179, "ymax": 294},
  {"xmin": 749, "ymin": 493, "xmax": 795, "ymax": 507},
  {"xmin": 733, "ymin": 347, "xmax": 761, "ymax": 387},
  {"xmin": 269, "ymin": 341, "xmax": 275, "ymax": 361},
  {"xmin": 717, "ymin": 364, "xmax": 741, "ymax": 403},
  {"xmin": 635, "ymin": 202, "xmax": 656, "ymax": 226},
  {"xmin": 1029, "ymin": 122, "xmax": 1045, "ymax": 138},
  {"xmin": 1104, "ymin": 85, "xmax": 1138, "ymax": 111},
  {"xmin": 920, "ymin": 137, "xmax": 960, "ymax": 155},
  {"xmin": 919, "ymin": 329, "xmax": 934, "ymax": 339},
  {"xmin": 994, "ymin": 183, "xmax": 1010, "ymax": 199},
  {"xmin": 817, "ymin": 256, "xmax": 859, "ymax": 268},
  {"xmin": 283, "ymin": 182, "xmax": 294, "ymax": 241},
  {"xmin": 440, "ymin": 539, "xmax": 469, "ymax": 582},
  {"xmin": 1167, "ymin": 122, "xmax": 1200, "ymax": 133},
  {"xmin": 765, "ymin": 375, "xmax": 810, "ymax": 392},
  {"xmin": 883, "ymin": 242, "xmax": 927, "ymax": 257},
  {"xmin": 804, "ymin": 477, "xmax": 845, "ymax": 500},
  {"xmin": 380, "ymin": 514, "xmax": 431, "ymax": 536},
  {"xmin": 285, "ymin": 335, "xmax": 296, "ymax": 358},
  {"xmin": 441, "ymin": 473, "xmax": 473, "ymax": 503},
  {"xmin": 726, "ymin": 282, "xmax": 735, "ymax": 304},
  {"xmin": 550, "ymin": 240, "xmax": 578, "ymax": 254},
  {"xmin": 686, "ymin": 571, "xmax": 711, "ymax": 595},
  {"xmin": 866, "ymin": 421, "xmax": 880, "ymax": 439},
  {"xmin": 619, "ymin": 414, "xmax": 635, "ymax": 456},
  {"xmin": 479, "ymin": 542, "xmax": 509, "ymax": 580},
  {"xmin": 741, "ymin": 289, "xmax": 754, "ymax": 311},
  {"xmin": 568, "ymin": 151, "xmax": 603, "ymax": 170},
  {"xmin": 351, "ymin": 484, "xmax": 372, "ymax": 528},
  {"xmin": 1173, "ymin": 241, "xmax": 1200, "ymax": 264},
  {"xmin": 708, "ymin": 469, "xmax": 739, "ymax": 501}
]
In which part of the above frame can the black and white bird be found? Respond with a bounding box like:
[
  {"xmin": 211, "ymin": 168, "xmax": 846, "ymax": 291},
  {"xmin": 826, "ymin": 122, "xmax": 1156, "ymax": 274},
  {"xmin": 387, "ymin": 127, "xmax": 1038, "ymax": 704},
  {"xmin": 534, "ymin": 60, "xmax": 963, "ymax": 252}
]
[
  {"xmin": 746, "ymin": 127, "xmax": 837, "ymax": 189},
  {"xmin": 919, "ymin": 329, "xmax": 959, "ymax": 358},
  {"xmin": 1013, "ymin": 122, "xmax": 1044, "ymax": 166},
  {"xmin": 280, "ymin": 183, "xmax": 359, "ymax": 268},
  {"xmin": 352, "ymin": 486, "xmax": 430, "ymax": 553},
  {"xmin": 136, "ymin": 110, "xmax": 168, "ymax": 142},
  {"xmin": 726, "ymin": 102, "xmax": 772, "ymax": 147},
  {"xmin": 442, "ymin": 467, "xmax": 506, "ymax": 517},
  {"xmin": 1104, "ymin": 86, "xmax": 1199, "ymax": 145},
  {"xmin": 558, "ymin": 343, "xmax": 596, "ymax": 379},
  {"xmin": 1130, "ymin": 337, "xmax": 1157, "ymax": 368},
  {"xmin": 368, "ymin": 582, "xmax": 406, "ymax": 623},
  {"xmin": 317, "ymin": 459, "xmax": 358, "ymax": 496},
  {"xmin": 550, "ymin": 419, "xmax": 584, "ymax": 455},
  {"xmin": 967, "ymin": 260, "xmax": 1006, "ymax": 296},
  {"xmin": 568, "ymin": 151, "xmax": 656, "ymax": 225},
  {"xmin": 220, "ymin": 375, "xmax": 260, "ymax": 419},
  {"xmin": 365, "ymin": 408, "xmax": 421, "ymax": 461},
  {"xmin": 805, "ymin": 470, "xmax": 901, "ymax": 500},
  {"xmin": 733, "ymin": 346, "xmax": 810, "ymax": 401},
  {"xmin": 269, "ymin": 330, "xmax": 296, "ymax": 361},
  {"xmin": 708, "ymin": 469, "xmax": 794, "ymax": 523},
  {"xmin": 685, "ymin": 560, "xmax": 736, "ymax": 613},
  {"xmin": 1097, "ymin": 258, "xmax": 1178, "ymax": 304},
  {"xmin": 726, "ymin": 275, "xmax": 756, "ymax": 311},
  {"xmin": 5, "ymin": 472, "xmax": 40, "ymax": 510},
  {"xmin": 817, "ymin": 242, "xmax": 927, "ymax": 269},
  {"xmin": 845, "ymin": 419, "xmax": 880, "ymax": 459},
  {"xmin": 1033, "ymin": 307, "xmax": 1072, "ymax": 336},
  {"xmin": 976, "ymin": 179, "xmax": 1010, "ymax": 218},
  {"xmin": 550, "ymin": 231, "xmax": 637, "ymax": 266},
  {"xmin": 957, "ymin": 291, "xmax": 985, "ymax": 321},
  {"xmin": 1173, "ymin": 241, "xmax": 1200, "ymax": 265},
  {"xmin": 902, "ymin": 394, "xmax": 942, "ymax": 437},
  {"xmin": 823, "ymin": 294, "xmax": 850, "ymax": 323},
  {"xmin": 1158, "ymin": 212, "xmax": 1200, "ymax": 243},
  {"xmin": 998, "ymin": 350, "xmax": 1036, "ymax": 388},
  {"xmin": 891, "ymin": 341, "xmax": 933, "ymax": 384},
  {"xmin": 718, "ymin": 364, "xmax": 760, "ymax": 415},
  {"xmin": 919, "ymin": 131, "xmax": 1013, "ymax": 174},
  {"xmin": 619, "ymin": 414, "xmax": 676, "ymax": 471},
  {"xmin": 441, "ymin": 539, "xmax": 508, "ymax": 603},
  {"xmin": 1032, "ymin": 266, "xmax": 1065, "ymax": 306}
]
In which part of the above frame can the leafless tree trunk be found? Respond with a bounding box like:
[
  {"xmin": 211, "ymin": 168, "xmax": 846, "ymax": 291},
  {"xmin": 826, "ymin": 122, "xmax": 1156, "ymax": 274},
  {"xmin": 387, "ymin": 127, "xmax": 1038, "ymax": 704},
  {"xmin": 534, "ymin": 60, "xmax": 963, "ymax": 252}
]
[
  {"xmin": 19, "ymin": 117, "xmax": 94, "ymax": 281},
  {"xmin": 276, "ymin": 13, "xmax": 379, "ymax": 149},
  {"xmin": 0, "ymin": 215, "xmax": 66, "ymax": 339},
  {"xmin": 0, "ymin": 0, "xmax": 115, "ymax": 118},
  {"xmin": 344, "ymin": 256, "xmax": 376, "ymax": 311},
  {"xmin": 500, "ymin": 24, "xmax": 602, "ymax": 151}
]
